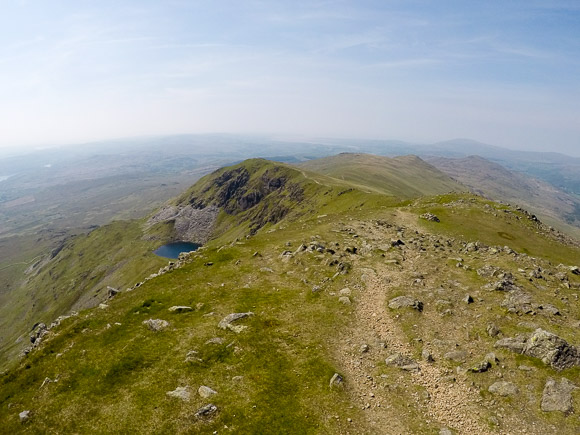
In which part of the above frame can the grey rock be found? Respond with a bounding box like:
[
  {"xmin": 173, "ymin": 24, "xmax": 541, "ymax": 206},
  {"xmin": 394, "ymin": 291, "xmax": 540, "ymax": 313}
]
[
  {"xmin": 570, "ymin": 266, "xmax": 580, "ymax": 275},
  {"xmin": 488, "ymin": 381, "xmax": 519, "ymax": 397},
  {"xmin": 166, "ymin": 386, "xmax": 190, "ymax": 401},
  {"xmin": 339, "ymin": 288, "xmax": 352, "ymax": 296},
  {"xmin": 539, "ymin": 304, "xmax": 560, "ymax": 316},
  {"xmin": 385, "ymin": 353, "xmax": 420, "ymax": 372},
  {"xmin": 523, "ymin": 329, "xmax": 580, "ymax": 370},
  {"xmin": 338, "ymin": 296, "xmax": 351, "ymax": 305},
  {"xmin": 330, "ymin": 373, "xmax": 344, "ymax": 389},
  {"xmin": 388, "ymin": 296, "xmax": 423, "ymax": 312},
  {"xmin": 501, "ymin": 290, "xmax": 534, "ymax": 314},
  {"xmin": 541, "ymin": 377, "xmax": 576, "ymax": 413},
  {"xmin": 420, "ymin": 212, "xmax": 440, "ymax": 222},
  {"xmin": 143, "ymin": 318, "xmax": 169, "ymax": 332},
  {"xmin": 439, "ymin": 428, "xmax": 453, "ymax": 435},
  {"xmin": 218, "ymin": 312, "xmax": 254, "ymax": 333},
  {"xmin": 464, "ymin": 294, "xmax": 474, "ymax": 304},
  {"xmin": 485, "ymin": 352, "xmax": 499, "ymax": 364},
  {"xmin": 495, "ymin": 336, "xmax": 527, "ymax": 354},
  {"xmin": 360, "ymin": 344, "xmax": 370, "ymax": 353},
  {"xmin": 19, "ymin": 410, "xmax": 30, "ymax": 423},
  {"xmin": 487, "ymin": 323, "xmax": 501, "ymax": 337},
  {"xmin": 198, "ymin": 385, "xmax": 217, "ymax": 398},
  {"xmin": 422, "ymin": 349, "xmax": 435, "ymax": 363},
  {"xmin": 444, "ymin": 350, "xmax": 468, "ymax": 363},
  {"xmin": 195, "ymin": 404, "xmax": 218, "ymax": 418},
  {"xmin": 205, "ymin": 337, "xmax": 225, "ymax": 345},
  {"xmin": 469, "ymin": 360, "xmax": 491, "ymax": 373},
  {"xmin": 168, "ymin": 306, "xmax": 193, "ymax": 313}
]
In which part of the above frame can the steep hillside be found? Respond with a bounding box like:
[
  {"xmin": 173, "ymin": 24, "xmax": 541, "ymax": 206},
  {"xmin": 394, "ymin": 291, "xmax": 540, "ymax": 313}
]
[
  {"xmin": 427, "ymin": 155, "xmax": 580, "ymax": 237},
  {"xmin": 2, "ymin": 156, "xmax": 580, "ymax": 434},
  {"xmin": 299, "ymin": 153, "xmax": 464, "ymax": 198}
]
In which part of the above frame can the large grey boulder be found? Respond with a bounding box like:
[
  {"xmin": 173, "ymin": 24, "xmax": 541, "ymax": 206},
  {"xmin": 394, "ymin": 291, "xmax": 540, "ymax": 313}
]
[
  {"xmin": 541, "ymin": 378, "xmax": 576, "ymax": 414},
  {"xmin": 218, "ymin": 312, "xmax": 254, "ymax": 333},
  {"xmin": 496, "ymin": 329, "xmax": 580, "ymax": 370},
  {"xmin": 388, "ymin": 296, "xmax": 423, "ymax": 312}
]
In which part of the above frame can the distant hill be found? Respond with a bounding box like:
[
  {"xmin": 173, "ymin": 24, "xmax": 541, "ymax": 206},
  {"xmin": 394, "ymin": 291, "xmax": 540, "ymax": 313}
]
[
  {"xmin": 299, "ymin": 153, "xmax": 464, "ymax": 198},
  {"xmin": 427, "ymin": 155, "xmax": 580, "ymax": 237}
]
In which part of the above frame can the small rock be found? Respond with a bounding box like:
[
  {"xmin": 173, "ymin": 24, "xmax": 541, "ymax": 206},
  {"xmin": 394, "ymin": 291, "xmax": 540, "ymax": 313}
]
[
  {"xmin": 464, "ymin": 294, "xmax": 474, "ymax": 304},
  {"xmin": 143, "ymin": 319, "xmax": 169, "ymax": 332},
  {"xmin": 420, "ymin": 212, "xmax": 440, "ymax": 222},
  {"xmin": 444, "ymin": 350, "xmax": 468, "ymax": 363},
  {"xmin": 388, "ymin": 296, "xmax": 423, "ymax": 312},
  {"xmin": 195, "ymin": 404, "xmax": 218, "ymax": 419},
  {"xmin": 218, "ymin": 312, "xmax": 254, "ymax": 333},
  {"xmin": 339, "ymin": 296, "xmax": 351, "ymax": 305},
  {"xmin": 541, "ymin": 377, "xmax": 576, "ymax": 413},
  {"xmin": 385, "ymin": 353, "xmax": 420, "ymax": 372},
  {"xmin": 205, "ymin": 337, "xmax": 225, "ymax": 345},
  {"xmin": 232, "ymin": 376, "xmax": 244, "ymax": 382},
  {"xmin": 439, "ymin": 428, "xmax": 453, "ymax": 435},
  {"xmin": 488, "ymin": 381, "xmax": 519, "ymax": 397},
  {"xmin": 330, "ymin": 373, "xmax": 344, "ymax": 389},
  {"xmin": 260, "ymin": 267, "xmax": 273, "ymax": 273},
  {"xmin": 487, "ymin": 323, "xmax": 501, "ymax": 337},
  {"xmin": 339, "ymin": 288, "xmax": 352, "ymax": 296},
  {"xmin": 168, "ymin": 306, "xmax": 193, "ymax": 313},
  {"xmin": 469, "ymin": 360, "xmax": 491, "ymax": 373},
  {"xmin": 19, "ymin": 410, "xmax": 30, "ymax": 423},
  {"xmin": 360, "ymin": 344, "xmax": 370, "ymax": 353},
  {"xmin": 422, "ymin": 349, "xmax": 435, "ymax": 363},
  {"xmin": 198, "ymin": 385, "xmax": 218, "ymax": 398},
  {"xmin": 166, "ymin": 386, "xmax": 190, "ymax": 401}
]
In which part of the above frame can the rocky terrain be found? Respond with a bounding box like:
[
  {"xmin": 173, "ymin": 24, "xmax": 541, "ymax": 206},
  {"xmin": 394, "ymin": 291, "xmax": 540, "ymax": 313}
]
[{"xmin": 1, "ymin": 157, "xmax": 579, "ymax": 434}]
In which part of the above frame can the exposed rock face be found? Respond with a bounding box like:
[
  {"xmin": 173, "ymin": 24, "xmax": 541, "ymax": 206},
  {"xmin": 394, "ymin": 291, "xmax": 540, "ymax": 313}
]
[
  {"xmin": 496, "ymin": 329, "xmax": 580, "ymax": 370},
  {"xmin": 218, "ymin": 312, "xmax": 254, "ymax": 333},
  {"xmin": 541, "ymin": 378, "xmax": 576, "ymax": 413},
  {"xmin": 388, "ymin": 296, "xmax": 423, "ymax": 312},
  {"xmin": 488, "ymin": 381, "xmax": 519, "ymax": 397},
  {"xmin": 147, "ymin": 204, "xmax": 219, "ymax": 244}
]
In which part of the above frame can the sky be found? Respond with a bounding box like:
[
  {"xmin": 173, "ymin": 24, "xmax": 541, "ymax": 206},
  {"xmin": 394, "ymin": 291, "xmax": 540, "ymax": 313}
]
[{"xmin": 0, "ymin": 0, "xmax": 579, "ymax": 154}]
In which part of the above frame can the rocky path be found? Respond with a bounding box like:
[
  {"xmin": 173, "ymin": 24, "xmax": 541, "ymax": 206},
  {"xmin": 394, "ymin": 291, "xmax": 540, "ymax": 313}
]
[{"xmin": 335, "ymin": 231, "xmax": 493, "ymax": 434}]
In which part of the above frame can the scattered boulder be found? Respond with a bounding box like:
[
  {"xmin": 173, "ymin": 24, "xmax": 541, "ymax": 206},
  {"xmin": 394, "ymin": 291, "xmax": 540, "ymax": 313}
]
[
  {"xmin": 385, "ymin": 353, "xmax": 420, "ymax": 372},
  {"xmin": 143, "ymin": 319, "xmax": 169, "ymax": 332},
  {"xmin": 501, "ymin": 290, "xmax": 534, "ymax": 314},
  {"xmin": 463, "ymin": 294, "xmax": 474, "ymax": 304},
  {"xmin": 422, "ymin": 349, "xmax": 435, "ymax": 363},
  {"xmin": 19, "ymin": 410, "xmax": 30, "ymax": 423},
  {"xmin": 339, "ymin": 288, "xmax": 351, "ymax": 296},
  {"xmin": 218, "ymin": 312, "xmax": 254, "ymax": 333},
  {"xmin": 541, "ymin": 378, "xmax": 576, "ymax": 414},
  {"xmin": 538, "ymin": 304, "xmax": 560, "ymax": 316},
  {"xmin": 195, "ymin": 404, "xmax": 218, "ymax": 419},
  {"xmin": 487, "ymin": 323, "xmax": 501, "ymax": 337},
  {"xmin": 198, "ymin": 385, "xmax": 217, "ymax": 398},
  {"xmin": 338, "ymin": 296, "xmax": 351, "ymax": 305},
  {"xmin": 388, "ymin": 296, "xmax": 423, "ymax": 312},
  {"xmin": 168, "ymin": 306, "xmax": 193, "ymax": 313},
  {"xmin": 469, "ymin": 360, "xmax": 491, "ymax": 373},
  {"xmin": 495, "ymin": 336, "xmax": 527, "ymax": 354},
  {"xmin": 166, "ymin": 386, "xmax": 190, "ymax": 401},
  {"xmin": 205, "ymin": 337, "xmax": 225, "ymax": 345},
  {"xmin": 329, "ymin": 373, "xmax": 344, "ymax": 389},
  {"xmin": 488, "ymin": 381, "xmax": 519, "ymax": 397},
  {"xmin": 420, "ymin": 212, "xmax": 440, "ymax": 222},
  {"xmin": 184, "ymin": 350, "xmax": 202, "ymax": 363},
  {"xmin": 570, "ymin": 266, "xmax": 580, "ymax": 276},
  {"xmin": 360, "ymin": 344, "xmax": 370, "ymax": 353},
  {"xmin": 444, "ymin": 350, "xmax": 468, "ymax": 363}
]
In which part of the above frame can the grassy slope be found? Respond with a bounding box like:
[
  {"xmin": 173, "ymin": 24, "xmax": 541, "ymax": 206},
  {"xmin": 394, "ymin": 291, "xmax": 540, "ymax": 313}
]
[
  {"xmin": 1, "ymin": 157, "xmax": 580, "ymax": 433},
  {"xmin": 427, "ymin": 155, "xmax": 580, "ymax": 238},
  {"xmin": 299, "ymin": 153, "xmax": 465, "ymax": 198}
]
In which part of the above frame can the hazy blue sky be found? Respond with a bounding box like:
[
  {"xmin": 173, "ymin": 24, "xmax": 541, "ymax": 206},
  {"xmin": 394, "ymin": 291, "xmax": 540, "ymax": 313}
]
[{"xmin": 1, "ymin": 0, "xmax": 579, "ymax": 154}]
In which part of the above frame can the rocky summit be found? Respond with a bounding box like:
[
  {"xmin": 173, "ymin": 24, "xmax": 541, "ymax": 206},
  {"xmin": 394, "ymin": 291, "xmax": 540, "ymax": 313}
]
[{"xmin": 1, "ymin": 156, "xmax": 580, "ymax": 434}]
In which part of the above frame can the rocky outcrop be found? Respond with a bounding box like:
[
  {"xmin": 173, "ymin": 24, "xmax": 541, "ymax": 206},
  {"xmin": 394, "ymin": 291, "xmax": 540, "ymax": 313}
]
[
  {"xmin": 496, "ymin": 329, "xmax": 580, "ymax": 370},
  {"xmin": 146, "ymin": 204, "xmax": 219, "ymax": 244}
]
